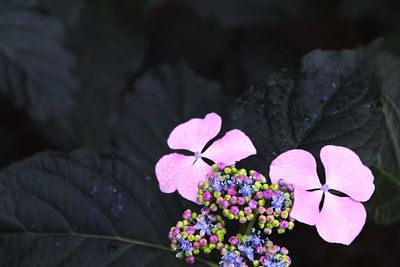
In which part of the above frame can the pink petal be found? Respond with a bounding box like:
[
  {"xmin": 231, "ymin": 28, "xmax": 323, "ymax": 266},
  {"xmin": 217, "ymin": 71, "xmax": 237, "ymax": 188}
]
[
  {"xmin": 320, "ymin": 145, "xmax": 375, "ymax": 202},
  {"xmin": 155, "ymin": 153, "xmax": 211, "ymax": 202},
  {"xmin": 269, "ymin": 149, "xmax": 321, "ymax": 190},
  {"xmin": 290, "ymin": 189, "xmax": 323, "ymax": 226},
  {"xmin": 167, "ymin": 113, "xmax": 221, "ymax": 152},
  {"xmin": 316, "ymin": 193, "xmax": 367, "ymax": 245},
  {"xmin": 202, "ymin": 129, "xmax": 257, "ymax": 165}
]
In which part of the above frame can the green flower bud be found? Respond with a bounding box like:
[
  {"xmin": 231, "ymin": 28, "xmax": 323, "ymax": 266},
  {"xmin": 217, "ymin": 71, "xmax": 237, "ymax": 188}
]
[
  {"xmin": 270, "ymin": 184, "xmax": 279, "ymax": 191},
  {"xmin": 277, "ymin": 228, "xmax": 285, "ymax": 234}
]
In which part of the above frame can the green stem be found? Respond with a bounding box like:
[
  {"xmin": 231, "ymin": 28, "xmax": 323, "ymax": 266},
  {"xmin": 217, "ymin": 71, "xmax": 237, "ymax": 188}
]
[{"xmin": 23, "ymin": 231, "xmax": 218, "ymax": 266}]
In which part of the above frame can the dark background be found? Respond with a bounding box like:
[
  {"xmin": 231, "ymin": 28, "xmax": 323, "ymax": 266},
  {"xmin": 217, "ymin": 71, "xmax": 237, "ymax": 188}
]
[{"xmin": 1, "ymin": 0, "xmax": 400, "ymax": 266}]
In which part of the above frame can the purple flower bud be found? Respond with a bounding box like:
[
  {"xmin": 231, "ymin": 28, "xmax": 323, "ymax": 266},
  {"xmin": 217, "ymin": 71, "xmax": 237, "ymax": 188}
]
[
  {"xmin": 227, "ymin": 188, "xmax": 237, "ymax": 196},
  {"xmin": 249, "ymin": 200, "xmax": 257, "ymax": 209},
  {"xmin": 256, "ymin": 191, "xmax": 264, "ymax": 199},
  {"xmin": 230, "ymin": 196, "xmax": 238, "ymax": 204},
  {"xmin": 193, "ymin": 242, "xmax": 200, "ymax": 249},
  {"xmin": 287, "ymin": 183, "xmax": 295, "ymax": 192},
  {"xmin": 209, "ymin": 235, "xmax": 218, "ymax": 244},
  {"xmin": 230, "ymin": 206, "xmax": 240, "ymax": 215},
  {"xmin": 199, "ymin": 238, "xmax": 207, "ymax": 247},
  {"xmin": 273, "ymin": 245, "xmax": 281, "ymax": 252},
  {"xmin": 186, "ymin": 256, "xmax": 195, "ymax": 264},
  {"xmin": 217, "ymin": 162, "xmax": 226, "ymax": 170},
  {"xmin": 201, "ymin": 207, "xmax": 210, "ymax": 215},
  {"xmin": 229, "ymin": 236, "xmax": 239, "ymax": 246},
  {"xmin": 203, "ymin": 191, "xmax": 212, "ymax": 201},
  {"xmin": 255, "ymin": 245, "xmax": 264, "ymax": 254},
  {"xmin": 281, "ymin": 247, "xmax": 289, "ymax": 255},
  {"xmin": 278, "ymin": 179, "xmax": 286, "ymax": 187},
  {"xmin": 186, "ymin": 226, "xmax": 195, "ymax": 234},
  {"xmin": 280, "ymin": 220, "xmax": 289, "ymax": 229},
  {"xmin": 182, "ymin": 209, "xmax": 191, "ymax": 220},
  {"xmin": 264, "ymin": 190, "xmax": 273, "ymax": 199},
  {"xmin": 244, "ymin": 206, "xmax": 252, "ymax": 215},
  {"xmin": 237, "ymin": 197, "xmax": 246, "ymax": 205}
]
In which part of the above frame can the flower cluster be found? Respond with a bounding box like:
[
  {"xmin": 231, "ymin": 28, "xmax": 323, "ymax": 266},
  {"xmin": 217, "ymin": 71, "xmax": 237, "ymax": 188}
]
[
  {"xmin": 169, "ymin": 164, "xmax": 293, "ymax": 266},
  {"xmin": 198, "ymin": 164, "xmax": 295, "ymax": 235},
  {"xmin": 168, "ymin": 208, "xmax": 227, "ymax": 263}
]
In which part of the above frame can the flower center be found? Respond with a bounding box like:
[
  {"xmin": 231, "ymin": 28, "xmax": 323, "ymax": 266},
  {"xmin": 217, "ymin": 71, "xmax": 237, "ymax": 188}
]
[
  {"xmin": 321, "ymin": 184, "xmax": 329, "ymax": 192},
  {"xmin": 194, "ymin": 151, "xmax": 202, "ymax": 159}
]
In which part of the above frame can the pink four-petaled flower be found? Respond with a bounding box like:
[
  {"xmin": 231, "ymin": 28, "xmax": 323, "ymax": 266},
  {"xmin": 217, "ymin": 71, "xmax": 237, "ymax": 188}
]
[
  {"xmin": 155, "ymin": 113, "xmax": 256, "ymax": 202},
  {"xmin": 270, "ymin": 145, "xmax": 375, "ymax": 245}
]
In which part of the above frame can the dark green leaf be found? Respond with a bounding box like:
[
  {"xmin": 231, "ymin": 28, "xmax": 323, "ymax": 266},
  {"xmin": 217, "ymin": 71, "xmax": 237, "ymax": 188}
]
[
  {"xmin": 0, "ymin": 11, "xmax": 75, "ymax": 122},
  {"xmin": 379, "ymin": 51, "xmax": 400, "ymax": 105},
  {"xmin": 69, "ymin": 8, "xmax": 146, "ymax": 146},
  {"xmin": 232, "ymin": 45, "xmax": 384, "ymax": 172},
  {"xmin": 115, "ymin": 63, "xmax": 227, "ymax": 165},
  {"xmin": 0, "ymin": 150, "xmax": 192, "ymax": 266},
  {"xmin": 368, "ymin": 166, "xmax": 400, "ymax": 225},
  {"xmin": 39, "ymin": 6, "xmax": 147, "ymax": 148},
  {"xmin": 367, "ymin": 93, "xmax": 400, "ymax": 225}
]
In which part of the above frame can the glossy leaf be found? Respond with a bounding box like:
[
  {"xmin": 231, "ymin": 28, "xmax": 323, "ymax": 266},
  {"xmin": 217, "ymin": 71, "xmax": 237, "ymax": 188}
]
[
  {"xmin": 232, "ymin": 45, "xmax": 384, "ymax": 172},
  {"xmin": 0, "ymin": 150, "xmax": 194, "ymax": 266},
  {"xmin": 0, "ymin": 10, "xmax": 75, "ymax": 122},
  {"xmin": 367, "ymin": 94, "xmax": 400, "ymax": 225}
]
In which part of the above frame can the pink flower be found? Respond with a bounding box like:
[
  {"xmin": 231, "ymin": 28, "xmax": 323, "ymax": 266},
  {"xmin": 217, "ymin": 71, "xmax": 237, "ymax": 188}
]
[
  {"xmin": 269, "ymin": 145, "xmax": 375, "ymax": 245},
  {"xmin": 155, "ymin": 112, "xmax": 256, "ymax": 202}
]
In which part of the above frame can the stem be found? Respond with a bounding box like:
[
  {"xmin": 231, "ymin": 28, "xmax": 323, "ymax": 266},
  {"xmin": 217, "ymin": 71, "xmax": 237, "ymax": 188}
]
[{"xmin": 22, "ymin": 231, "xmax": 218, "ymax": 266}]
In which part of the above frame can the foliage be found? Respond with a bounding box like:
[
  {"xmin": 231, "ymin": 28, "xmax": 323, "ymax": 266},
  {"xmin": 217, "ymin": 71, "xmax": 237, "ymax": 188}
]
[{"xmin": 0, "ymin": 0, "xmax": 399, "ymax": 266}]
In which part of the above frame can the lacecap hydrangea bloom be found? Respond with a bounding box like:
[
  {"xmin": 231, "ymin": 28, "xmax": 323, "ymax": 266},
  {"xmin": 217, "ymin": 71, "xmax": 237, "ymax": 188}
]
[{"xmin": 157, "ymin": 113, "xmax": 375, "ymax": 266}]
